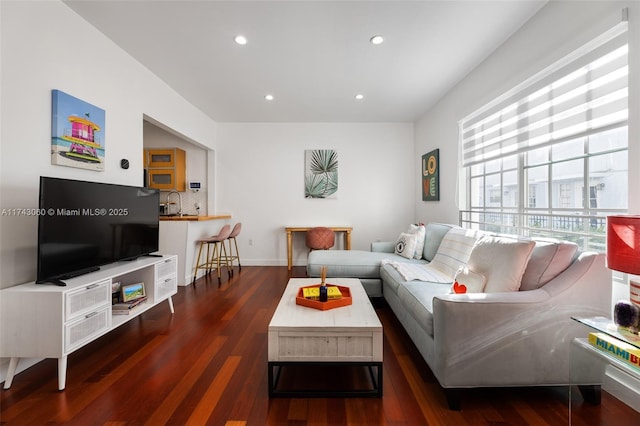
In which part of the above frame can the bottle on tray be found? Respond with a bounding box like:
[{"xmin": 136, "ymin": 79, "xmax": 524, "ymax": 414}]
[{"xmin": 319, "ymin": 266, "xmax": 328, "ymax": 302}]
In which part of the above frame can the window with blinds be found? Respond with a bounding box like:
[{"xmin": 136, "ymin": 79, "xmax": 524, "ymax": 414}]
[{"xmin": 458, "ymin": 21, "xmax": 628, "ymax": 252}]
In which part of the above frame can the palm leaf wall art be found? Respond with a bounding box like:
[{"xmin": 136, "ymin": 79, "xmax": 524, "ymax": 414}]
[{"xmin": 305, "ymin": 149, "xmax": 338, "ymax": 198}]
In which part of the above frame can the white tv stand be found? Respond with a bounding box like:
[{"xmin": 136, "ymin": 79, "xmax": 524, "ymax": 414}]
[{"xmin": 1, "ymin": 255, "xmax": 177, "ymax": 390}]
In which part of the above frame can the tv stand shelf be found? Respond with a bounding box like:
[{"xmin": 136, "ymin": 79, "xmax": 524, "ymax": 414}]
[{"xmin": 1, "ymin": 255, "xmax": 177, "ymax": 390}]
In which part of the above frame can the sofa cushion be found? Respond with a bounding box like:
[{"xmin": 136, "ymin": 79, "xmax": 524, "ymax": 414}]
[
  {"xmin": 520, "ymin": 239, "xmax": 579, "ymax": 291},
  {"xmin": 381, "ymin": 260, "xmax": 453, "ymax": 284},
  {"xmin": 398, "ymin": 281, "xmax": 452, "ymax": 337},
  {"xmin": 467, "ymin": 235, "xmax": 535, "ymax": 293},
  {"xmin": 423, "ymin": 223, "xmax": 455, "ymax": 261},
  {"xmin": 380, "ymin": 262, "xmax": 405, "ymax": 295},
  {"xmin": 407, "ymin": 223, "xmax": 426, "ymax": 259},
  {"xmin": 429, "ymin": 227, "xmax": 480, "ymax": 278},
  {"xmin": 307, "ymin": 249, "xmax": 426, "ymax": 279},
  {"xmin": 395, "ymin": 232, "xmax": 418, "ymax": 259}
]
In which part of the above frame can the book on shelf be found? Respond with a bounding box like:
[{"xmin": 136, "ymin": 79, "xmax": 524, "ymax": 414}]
[
  {"xmin": 112, "ymin": 296, "xmax": 148, "ymax": 311},
  {"xmin": 302, "ymin": 286, "xmax": 342, "ymax": 300},
  {"xmin": 588, "ymin": 332, "xmax": 640, "ymax": 370},
  {"xmin": 112, "ymin": 308, "xmax": 137, "ymax": 315}
]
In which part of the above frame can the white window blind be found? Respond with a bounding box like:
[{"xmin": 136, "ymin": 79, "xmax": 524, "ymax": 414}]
[{"xmin": 460, "ymin": 22, "xmax": 628, "ymax": 168}]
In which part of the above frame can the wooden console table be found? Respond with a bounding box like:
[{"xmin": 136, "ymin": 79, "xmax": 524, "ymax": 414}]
[{"xmin": 285, "ymin": 226, "xmax": 352, "ymax": 270}]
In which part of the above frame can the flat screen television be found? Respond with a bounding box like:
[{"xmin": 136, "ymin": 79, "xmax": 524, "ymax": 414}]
[{"xmin": 37, "ymin": 176, "xmax": 160, "ymax": 285}]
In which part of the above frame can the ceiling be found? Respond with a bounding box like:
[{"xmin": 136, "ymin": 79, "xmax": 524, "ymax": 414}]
[{"xmin": 64, "ymin": 1, "xmax": 547, "ymax": 123}]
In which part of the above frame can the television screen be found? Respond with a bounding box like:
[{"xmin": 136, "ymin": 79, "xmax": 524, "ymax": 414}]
[{"xmin": 37, "ymin": 177, "xmax": 159, "ymax": 285}]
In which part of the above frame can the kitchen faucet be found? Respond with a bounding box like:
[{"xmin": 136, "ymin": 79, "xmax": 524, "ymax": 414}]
[{"xmin": 166, "ymin": 190, "xmax": 182, "ymax": 216}]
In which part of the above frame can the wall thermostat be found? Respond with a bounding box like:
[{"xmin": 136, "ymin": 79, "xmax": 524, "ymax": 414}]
[{"xmin": 189, "ymin": 181, "xmax": 202, "ymax": 192}]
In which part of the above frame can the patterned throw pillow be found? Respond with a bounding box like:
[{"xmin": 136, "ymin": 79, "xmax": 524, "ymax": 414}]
[
  {"xmin": 395, "ymin": 233, "xmax": 418, "ymax": 259},
  {"xmin": 429, "ymin": 228, "xmax": 480, "ymax": 278}
]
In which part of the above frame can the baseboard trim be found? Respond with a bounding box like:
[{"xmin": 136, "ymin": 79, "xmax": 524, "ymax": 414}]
[{"xmin": 603, "ymin": 364, "xmax": 640, "ymax": 413}]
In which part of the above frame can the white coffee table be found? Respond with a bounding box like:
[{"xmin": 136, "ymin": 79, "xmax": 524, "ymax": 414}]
[{"xmin": 268, "ymin": 277, "xmax": 383, "ymax": 397}]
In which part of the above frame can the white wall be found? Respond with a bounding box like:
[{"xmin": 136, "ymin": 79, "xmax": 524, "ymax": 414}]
[
  {"xmin": 0, "ymin": 0, "xmax": 218, "ymax": 289},
  {"xmin": 216, "ymin": 123, "xmax": 415, "ymax": 266},
  {"xmin": 414, "ymin": 0, "xmax": 639, "ymax": 222}
]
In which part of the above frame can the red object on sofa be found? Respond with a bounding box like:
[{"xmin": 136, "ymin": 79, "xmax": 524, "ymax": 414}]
[{"xmin": 305, "ymin": 227, "xmax": 335, "ymax": 250}]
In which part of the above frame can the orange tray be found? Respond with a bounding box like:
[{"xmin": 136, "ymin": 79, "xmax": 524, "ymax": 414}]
[{"xmin": 296, "ymin": 284, "xmax": 352, "ymax": 311}]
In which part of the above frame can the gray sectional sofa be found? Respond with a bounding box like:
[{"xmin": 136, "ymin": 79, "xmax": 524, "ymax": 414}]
[{"xmin": 307, "ymin": 223, "xmax": 612, "ymax": 409}]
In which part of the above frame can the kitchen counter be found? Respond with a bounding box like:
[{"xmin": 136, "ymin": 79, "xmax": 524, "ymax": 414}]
[
  {"xmin": 160, "ymin": 214, "xmax": 231, "ymax": 221},
  {"xmin": 158, "ymin": 215, "xmax": 233, "ymax": 286}
]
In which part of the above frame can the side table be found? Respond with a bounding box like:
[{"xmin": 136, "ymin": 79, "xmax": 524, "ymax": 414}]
[{"xmin": 570, "ymin": 316, "xmax": 640, "ymax": 423}]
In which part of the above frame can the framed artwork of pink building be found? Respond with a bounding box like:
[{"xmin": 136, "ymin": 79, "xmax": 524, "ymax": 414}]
[{"xmin": 51, "ymin": 89, "xmax": 106, "ymax": 171}]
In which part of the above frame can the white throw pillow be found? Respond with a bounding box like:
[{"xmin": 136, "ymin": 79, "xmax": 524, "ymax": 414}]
[
  {"xmin": 452, "ymin": 266, "xmax": 486, "ymax": 293},
  {"xmin": 407, "ymin": 223, "xmax": 426, "ymax": 259},
  {"xmin": 395, "ymin": 233, "xmax": 418, "ymax": 259},
  {"xmin": 467, "ymin": 235, "xmax": 535, "ymax": 293}
]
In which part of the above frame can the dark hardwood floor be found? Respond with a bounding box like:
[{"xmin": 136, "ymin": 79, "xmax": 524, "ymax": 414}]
[{"xmin": 1, "ymin": 265, "xmax": 639, "ymax": 425}]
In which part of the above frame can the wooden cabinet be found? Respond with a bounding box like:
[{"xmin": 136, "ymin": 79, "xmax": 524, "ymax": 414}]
[
  {"xmin": 146, "ymin": 149, "xmax": 182, "ymax": 168},
  {"xmin": 1, "ymin": 255, "xmax": 177, "ymax": 390},
  {"xmin": 147, "ymin": 168, "xmax": 181, "ymax": 190},
  {"xmin": 145, "ymin": 148, "xmax": 186, "ymax": 191}
]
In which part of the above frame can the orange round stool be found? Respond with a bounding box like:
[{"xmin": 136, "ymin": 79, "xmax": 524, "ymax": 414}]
[{"xmin": 305, "ymin": 227, "xmax": 335, "ymax": 250}]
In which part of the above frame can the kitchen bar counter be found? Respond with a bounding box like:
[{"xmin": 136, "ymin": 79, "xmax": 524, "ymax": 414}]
[
  {"xmin": 159, "ymin": 214, "xmax": 233, "ymax": 285},
  {"xmin": 160, "ymin": 214, "xmax": 231, "ymax": 221}
]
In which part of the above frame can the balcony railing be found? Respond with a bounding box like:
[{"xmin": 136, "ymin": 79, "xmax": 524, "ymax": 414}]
[{"xmin": 458, "ymin": 210, "xmax": 614, "ymax": 252}]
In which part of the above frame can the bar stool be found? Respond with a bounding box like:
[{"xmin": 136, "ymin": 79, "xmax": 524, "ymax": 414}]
[
  {"xmin": 225, "ymin": 222, "xmax": 242, "ymax": 275},
  {"xmin": 192, "ymin": 224, "xmax": 232, "ymax": 285}
]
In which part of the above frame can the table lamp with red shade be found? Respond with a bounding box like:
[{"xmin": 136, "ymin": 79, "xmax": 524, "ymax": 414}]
[{"xmin": 607, "ymin": 215, "xmax": 640, "ymax": 330}]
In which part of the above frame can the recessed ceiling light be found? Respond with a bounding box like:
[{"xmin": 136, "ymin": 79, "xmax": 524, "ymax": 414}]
[
  {"xmin": 234, "ymin": 35, "xmax": 247, "ymax": 45},
  {"xmin": 355, "ymin": 94, "xmax": 364, "ymax": 100},
  {"xmin": 264, "ymin": 94, "xmax": 274, "ymax": 101},
  {"xmin": 370, "ymin": 35, "xmax": 384, "ymax": 45}
]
